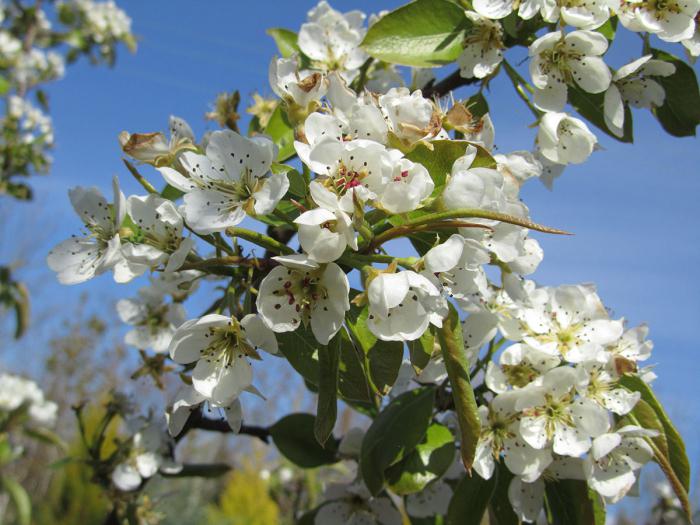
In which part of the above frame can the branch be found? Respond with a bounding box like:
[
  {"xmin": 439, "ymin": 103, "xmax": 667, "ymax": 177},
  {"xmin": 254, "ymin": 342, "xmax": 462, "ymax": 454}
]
[
  {"xmin": 181, "ymin": 410, "xmax": 271, "ymax": 443},
  {"xmin": 422, "ymin": 69, "xmax": 480, "ymax": 99}
]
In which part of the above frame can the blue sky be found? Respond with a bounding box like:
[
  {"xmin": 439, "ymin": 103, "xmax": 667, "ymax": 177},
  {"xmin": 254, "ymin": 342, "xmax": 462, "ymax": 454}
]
[{"xmin": 2, "ymin": 0, "xmax": 699, "ymax": 490}]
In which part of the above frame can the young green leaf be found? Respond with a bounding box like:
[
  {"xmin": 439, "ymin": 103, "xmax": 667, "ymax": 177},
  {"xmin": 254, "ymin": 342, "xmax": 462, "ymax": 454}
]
[
  {"xmin": 266, "ymin": 28, "xmax": 300, "ymax": 58},
  {"xmin": 315, "ymin": 333, "xmax": 341, "ymax": 445},
  {"xmin": 437, "ymin": 303, "xmax": 480, "ymax": 470},
  {"xmin": 360, "ymin": 0, "xmax": 470, "ymax": 67},
  {"xmin": 651, "ymin": 48, "xmax": 700, "ymax": 137},
  {"xmin": 1, "ymin": 476, "xmax": 31, "ymax": 525},
  {"xmin": 264, "ymin": 104, "xmax": 296, "ymax": 161},
  {"xmin": 447, "ymin": 470, "xmax": 498, "ymax": 525},
  {"xmin": 386, "ymin": 423, "xmax": 456, "ymax": 495},
  {"xmin": 360, "ymin": 386, "xmax": 435, "ymax": 495},
  {"xmin": 620, "ymin": 374, "xmax": 690, "ymax": 491},
  {"xmin": 270, "ymin": 413, "xmax": 339, "ymax": 468},
  {"xmin": 545, "ymin": 479, "xmax": 606, "ymax": 525},
  {"xmin": 569, "ymin": 86, "xmax": 633, "ymax": 143}
]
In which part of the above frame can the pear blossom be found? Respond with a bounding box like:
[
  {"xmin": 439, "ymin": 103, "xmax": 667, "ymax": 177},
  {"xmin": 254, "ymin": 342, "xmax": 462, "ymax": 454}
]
[
  {"xmin": 422, "ymin": 233, "xmax": 490, "ymax": 302},
  {"xmin": 604, "ymin": 55, "xmax": 676, "ymax": 137},
  {"xmin": 494, "ymin": 151, "xmax": 543, "ymax": 184},
  {"xmin": 618, "ymin": 0, "xmax": 700, "ymax": 42},
  {"xmin": 0, "ymin": 373, "xmax": 58, "ymax": 427},
  {"xmin": 405, "ymin": 480, "xmax": 452, "ymax": 518},
  {"xmin": 119, "ymin": 193, "xmax": 194, "ymax": 280},
  {"xmin": 683, "ymin": 26, "xmax": 700, "ymax": 56},
  {"xmin": 257, "ymin": 256, "xmax": 350, "ymax": 344},
  {"xmin": 366, "ymin": 271, "xmax": 447, "ymax": 341},
  {"xmin": 607, "ymin": 324, "xmax": 654, "ymax": 370},
  {"xmin": 315, "ymin": 481, "xmax": 402, "ymax": 525},
  {"xmin": 378, "ymin": 87, "xmax": 439, "ymax": 144},
  {"xmin": 508, "ymin": 456, "xmax": 586, "ymax": 522},
  {"xmin": 575, "ymin": 361, "xmax": 640, "ymax": 415},
  {"xmin": 165, "ymin": 385, "xmax": 242, "ymax": 437},
  {"xmin": 539, "ymin": 0, "xmax": 612, "ymax": 29},
  {"xmin": 112, "ymin": 420, "xmax": 181, "ymax": 492},
  {"xmin": 458, "ymin": 12, "xmax": 505, "ymax": 79},
  {"xmin": 120, "ymin": 115, "xmax": 195, "ymax": 166},
  {"xmin": 149, "ymin": 269, "xmax": 201, "ymax": 301},
  {"xmin": 269, "ymin": 55, "xmax": 326, "ymax": 110},
  {"xmin": 175, "ymin": 130, "xmax": 287, "ymax": 234},
  {"xmin": 324, "ymin": 73, "xmax": 389, "ymax": 143},
  {"xmin": 474, "ymin": 390, "xmax": 553, "ymax": 482},
  {"xmin": 585, "ymin": 426, "xmax": 655, "ymax": 501},
  {"xmin": 117, "ymin": 287, "xmax": 185, "ymax": 354},
  {"xmin": 514, "ymin": 284, "xmax": 624, "ymax": 363},
  {"xmin": 47, "ymin": 177, "xmax": 125, "ymax": 285},
  {"xmin": 304, "ymin": 138, "xmax": 393, "ymax": 208},
  {"xmin": 298, "ymin": 1, "xmax": 367, "ymax": 82},
  {"xmin": 485, "ymin": 343, "xmax": 561, "ymax": 393},
  {"xmin": 378, "ymin": 158, "xmax": 434, "ymax": 213},
  {"xmin": 472, "ymin": 0, "xmax": 540, "ymax": 19},
  {"xmin": 529, "ymin": 30, "xmax": 611, "ymax": 111},
  {"xmin": 537, "ymin": 111, "xmax": 597, "ymax": 165},
  {"xmin": 295, "ymin": 181, "xmax": 357, "ymax": 262},
  {"xmin": 515, "ymin": 367, "xmax": 610, "ymax": 456},
  {"xmin": 168, "ymin": 313, "xmax": 277, "ymax": 406}
]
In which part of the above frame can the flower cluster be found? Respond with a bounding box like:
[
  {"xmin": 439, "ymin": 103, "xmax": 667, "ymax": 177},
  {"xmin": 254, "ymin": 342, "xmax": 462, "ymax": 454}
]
[
  {"xmin": 0, "ymin": 0, "xmax": 134, "ymax": 200},
  {"xmin": 0, "ymin": 371, "xmax": 58, "ymax": 428},
  {"xmin": 46, "ymin": 0, "xmax": 696, "ymax": 522}
]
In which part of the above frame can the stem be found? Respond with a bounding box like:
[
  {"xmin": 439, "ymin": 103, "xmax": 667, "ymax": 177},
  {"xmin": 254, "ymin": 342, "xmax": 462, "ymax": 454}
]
[
  {"xmin": 177, "ymin": 255, "xmax": 273, "ymax": 271},
  {"xmin": 422, "ymin": 69, "xmax": 480, "ymax": 99},
  {"xmin": 339, "ymin": 252, "xmax": 416, "ymax": 270},
  {"xmin": 370, "ymin": 209, "xmax": 570, "ymax": 251},
  {"xmin": 501, "ymin": 59, "xmax": 541, "ymax": 119},
  {"xmin": 122, "ymin": 159, "xmax": 158, "ymax": 194},
  {"xmin": 226, "ymin": 227, "xmax": 295, "ymax": 255}
]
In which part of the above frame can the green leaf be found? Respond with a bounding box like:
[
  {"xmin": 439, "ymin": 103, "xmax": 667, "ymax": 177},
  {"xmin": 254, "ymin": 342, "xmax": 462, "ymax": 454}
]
[
  {"xmin": 0, "ymin": 75, "xmax": 10, "ymax": 96},
  {"xmin": 277, "ymin": 326, "xmax": 373, "ymax": 403},
  {"xmin": 346, "ymin": 304, "xmax": 405, "ymax": 396},
  {"xmin": 160, "ymin": 184, "xmax": 184, "ymax": 201},
  {"xmin": 360, "ymin": 0, "xmax": 470, "ymax": 67},
  {"xmin": 595, "ymin": 17, "xmax": 617, "ymax": 41},
  {"xmin": 368, "ymin": 340, "xmax": 404, "ymax": 396},
  {"xmin": 266, "ymin": 28, "xmax": 300, "ymax": 58},
  {"xmin": 386, "ymin": 423, "xmax": 456, "ymax": 495},
  {"xmin": 463, "ymin": 93, "xmax": 489, "ymax": 119},
  {"xmin": 24, "ymin": 426, "xmax": 67, "ymax": 451},
  {"xmin": 315, "ymin": 333, "xmax": 340, "ymax": 445},
  {"xmin": 568, "ymin": 86, "xmax": 633, "ymax": 143},
  {"xmin": 545, "ymin": 479, "xmax": 605, "ymax": 525},
  {"xmin": 270, "ymin": 413, "xmax": 339, "ymax": 468},
  {"xmin": 437, "ymin": 303, "xmax": 480, "ymax": 470},
  {"xmin": 360, "ymin": 387, "xmax": 435, "ymax": 495},
  {"xmin": 446, "ymin": 471, "xmax": 497, "ymax": 525},
  {"xmin": 1, "ymin": 476, "xmax": 31, "ymax": 525},
  {"xmin": 408, "ymin": 329, "xmax": 435, "ymax": 372},
  {"xmin": 489, "ymin": 462, "xmax": 519, "ymax": 525},
  {"xmin": 264, "ymin": 104, "xmax": 296, "ymax": 161},
  {"xmin": 277, "ymin": 328, "xmax": 320, "ymax": 386},
  {"xmin": 406, "ymin": 140, "xmax": 495, "ymax": 193},
  {"xmin": 620, "ymin": 374, "xmax": 690, "ymax": 491},
  {"xmin": 624, "ymin": 398, "xmax": 669, "ymax": 458},
  {"xmin": 286, "ymin": 168, "xmax": 308, "ymax": 199},
  {"xmin": 651, "ymin": 48, "xmax": 700, "ymax": 137}
]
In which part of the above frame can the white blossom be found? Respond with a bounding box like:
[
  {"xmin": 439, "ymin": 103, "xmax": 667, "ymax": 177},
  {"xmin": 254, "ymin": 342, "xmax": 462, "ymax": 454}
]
[
  {"xmin": 257, "ymin": 256, "xmax": 350, "ymax": 344},
  {"xmin": 458, "ymin": 12, "xmax": 505, "ymax": 79},
  {"xmin": 529, "ymin": 30, "xmax": 611, "ymax": 111},
  {"xmin": 177, "ymin": 130, "xmax": 287, "ymax": 234},
  {"xmin": 537, "ymin": 112, "xmax": 597, "ymax": 166},
  {"xmin": 169, "ymin": 313, "xmax": 276, "ymax": 406}
]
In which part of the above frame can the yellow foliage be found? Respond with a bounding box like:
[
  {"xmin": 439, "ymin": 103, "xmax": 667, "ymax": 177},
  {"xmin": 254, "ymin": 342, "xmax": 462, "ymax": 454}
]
[
  {"xmin": 34, "ymin": 402, "xmax": 120, "ymax": 525},
  {"xmin": 206, "ymin": 467, "xmax": 280, "ymax": 525}
]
